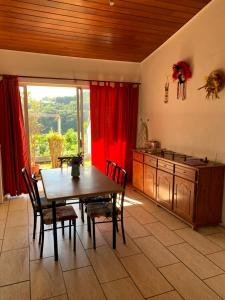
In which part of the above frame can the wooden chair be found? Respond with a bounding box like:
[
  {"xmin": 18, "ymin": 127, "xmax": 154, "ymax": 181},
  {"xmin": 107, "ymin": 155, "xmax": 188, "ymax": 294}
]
[
  {"xmin": 80, "ymin": 160, "xmax": 117, "ymax": 222},
  {"xmin": 22, "ymin": 167, "xmax": 66, "ymax": 239},
  {"xmin": 32, "ymin": 177, "xmax": 78, "ymax": 258},
  {"xmin": 86, "ymin": 166, "xmax": 127, "ymax": 249}
]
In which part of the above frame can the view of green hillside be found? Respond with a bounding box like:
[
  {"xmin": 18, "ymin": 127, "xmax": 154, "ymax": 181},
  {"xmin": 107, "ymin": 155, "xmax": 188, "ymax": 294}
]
[{"xmin": 27, "ymin": 88, "xmax": 90, "ymax": 165}]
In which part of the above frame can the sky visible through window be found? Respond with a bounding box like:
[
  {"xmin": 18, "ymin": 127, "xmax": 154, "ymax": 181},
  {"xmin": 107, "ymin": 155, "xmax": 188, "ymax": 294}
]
[{"xmin": 28, "ymin": 86, "xmax": 76, "ymax": 100}]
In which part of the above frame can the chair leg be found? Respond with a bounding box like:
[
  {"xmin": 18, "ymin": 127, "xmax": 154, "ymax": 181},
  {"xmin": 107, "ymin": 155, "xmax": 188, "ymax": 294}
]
[
  {"xmin": 116, "ymin": 219, "xmax": 119, "ymax": 232},
  {"xmin": 73, "ymin": 219, "xmax": 76, "ymax": 251},
  {"xmin": 81, "ymin": 202, "xmax": 84, "ymax": 222},
  {"xmin": 38, "ymin": 222, "xmax": 42, "ymax": 245},
  {"xmin": 69, "ymin": 220, "xmax": 71, "ymax": 240},
  {"xmin": 33, "ymin": 213, "xmax": 37, "ymax": 239},
  {"xmin": 61, "ymin": 221, "xmax": 64, "ymax": 237},
  {"xmin": 121, "ymin": 217, "xmax": 126, "ymax": 244},
  {"xmin": 40, "ymin": 225, "xmax": 44, "ymax": 258},
  {"xmin": 92, "ymin": 218, "xmax": 96, "ymax": 249},
  {"xmin": 87, "ymin": 215, "xmax": 91, "ymax": 237}
]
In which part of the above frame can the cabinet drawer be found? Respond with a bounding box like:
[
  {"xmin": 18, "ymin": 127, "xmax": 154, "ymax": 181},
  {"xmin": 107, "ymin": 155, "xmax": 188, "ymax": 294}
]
[
  {"xmin": 175, "ymin": 165, "xmax": 196, "ymax": 181},
  {"xmin": 133, "ymin": 151, "xmax": 144, "ymax": 162},
  {"xmin": 144, "ymin": 155, "xmax": 157, "ymax": 167},
  {"xmin": 158, "ymin": 160, "xmax": 174, "ymax": 173}
]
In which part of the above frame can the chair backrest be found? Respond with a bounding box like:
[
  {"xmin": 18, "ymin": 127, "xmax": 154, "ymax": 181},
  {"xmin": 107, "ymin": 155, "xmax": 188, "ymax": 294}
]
[
  {"xmin": 114, "ymin": 166, "xmax": 127, "ymax": 208},
  {"xmin": 106, "ymin": 160, "xmax": 117, "ymax": 180},
  {"xmin": 21, "ymin": 167, "xmax": 37, "ymax": 211},
  {"xmin": 32, "ymin": 177, "xmax": 44, "ymax": 221}
]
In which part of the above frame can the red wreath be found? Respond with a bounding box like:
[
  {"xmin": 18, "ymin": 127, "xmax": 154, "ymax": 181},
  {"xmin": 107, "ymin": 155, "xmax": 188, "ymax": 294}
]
[
  {"xmin": 172, "ymin": 61, "xmax": 191, "ymax": 100},
  {"xmin": 172, "ymin": 61, "xmax": 191, "ymax": 82}
]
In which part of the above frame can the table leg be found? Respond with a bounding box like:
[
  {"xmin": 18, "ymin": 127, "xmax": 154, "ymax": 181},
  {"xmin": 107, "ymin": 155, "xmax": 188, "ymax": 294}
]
[
  {"xmin": 112, "ymin": 193, "xmax": 117, "ymax": 249},
  {"xmin": 52, "ymin": 201, "xmax": 58, "ymax": 260}
]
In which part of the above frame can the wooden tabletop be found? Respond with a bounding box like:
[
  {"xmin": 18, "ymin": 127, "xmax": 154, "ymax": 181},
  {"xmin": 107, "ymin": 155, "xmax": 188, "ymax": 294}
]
[{"xmin": 41, "ymin": 166, "xmax": 123, "ymax": 202}]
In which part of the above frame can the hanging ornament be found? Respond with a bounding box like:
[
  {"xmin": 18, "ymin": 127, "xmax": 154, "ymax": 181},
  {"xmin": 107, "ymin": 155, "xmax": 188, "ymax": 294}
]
[
  {"xmin": 172, "ymin": 61, "xmax": 191, "ymax": 100},
  {"xmin": 164, "ymin": 77, "xmax": 169, "ymax": 103},
  {"xmin": 198, "ymin": 70, "xmax": 225, "ymax": 99}
]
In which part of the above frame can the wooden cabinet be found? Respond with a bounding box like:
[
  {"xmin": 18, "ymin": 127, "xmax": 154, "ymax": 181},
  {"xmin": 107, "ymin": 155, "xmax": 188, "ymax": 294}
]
[
  {"xmin": 174, "ymin": 176, "xmax": 195, "ymax": 223},
  {"xmin": 132, "ymin": 150, "xmax": 224, "ymax": 228},
  {"xmin": 156, "ymin": 170, "xmax": 173, "ymax": 210},
  {"xmin": 133, "ymin": 159, "xmax": 144, "ymax": 191},
  {"xmin": 144, "ymin": 164, "xmax": 156, "ymax": 200}
]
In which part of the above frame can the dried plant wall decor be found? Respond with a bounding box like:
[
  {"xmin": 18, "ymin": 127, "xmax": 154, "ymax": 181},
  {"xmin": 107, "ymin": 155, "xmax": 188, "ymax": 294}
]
[
  {"xmin": 172, "ymin": 61, "xmax": 192, "ymax": 100},
  {"xmin": 164, "ymin": 77, "xmax": 169, "ymax": 103},
  {"xmin": 198, "ymin": 70, "xmax": 225, "ymax": 99}
]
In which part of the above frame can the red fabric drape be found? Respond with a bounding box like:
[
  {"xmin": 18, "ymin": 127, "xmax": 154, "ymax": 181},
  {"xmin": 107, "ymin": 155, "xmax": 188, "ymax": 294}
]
[
  {"xmin": 0, "ymin": 75, "xmax": 30, "ymax": 196},
  {"xmin": 90, "ymin": 82, "xmax": 139, "ymax": 181}
]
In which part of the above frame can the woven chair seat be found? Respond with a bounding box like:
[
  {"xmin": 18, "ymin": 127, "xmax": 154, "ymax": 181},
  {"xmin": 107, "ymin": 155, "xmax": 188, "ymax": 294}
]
[
  {"xmin": 80, "ymin": 195, "xmax": 111, "ymax": 204},
  {"xmin": 87, "ymin": 202, "xmax": 121, "ymax": 219},
  {"xmin": 43, "ymin": 205, "xmax": 78, "ymax": 225}
]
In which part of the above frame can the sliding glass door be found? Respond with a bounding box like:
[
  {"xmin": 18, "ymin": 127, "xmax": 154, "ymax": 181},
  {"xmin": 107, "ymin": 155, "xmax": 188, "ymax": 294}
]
[{"xmin": 19, "ymin": 84, "xmax": 91, "ymax": 170}]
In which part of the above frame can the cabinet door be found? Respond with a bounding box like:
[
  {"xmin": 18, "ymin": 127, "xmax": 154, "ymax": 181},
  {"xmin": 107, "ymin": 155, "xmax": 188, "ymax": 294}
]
[
  {"xmin": 144, "ymin": 164, "xmax": 156, "ymax": 200},
  {"xmin": 133, "ymin": 160, "xmax": 143, "ymax": 191},
  {"xmin": 156, "ymin": 170, "xmax": 173, "ymax": 210},
  {"xmin": 174, "ymin": 176, "xmax": 195, "ymax": 223}
]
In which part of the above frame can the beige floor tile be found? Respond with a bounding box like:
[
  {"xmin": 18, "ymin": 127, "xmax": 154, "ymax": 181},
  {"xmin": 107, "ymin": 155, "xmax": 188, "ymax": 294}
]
[
  {"xmin": 6, "ymin": 210, "xmax": 28, "ymax": 228},
  {"xmin": 0, "ymin": 248, "xmax": 29, "ymax": 286},
  {"xmin": 9, "ymin": 197, "xmax": 28, "ymax": 211},
  {"xmin": 76, "ymin": 224, "xmax": 106, "ymax": 249},
  {"xmin": 147, "ymin": 291, "xmax": 183, "ymax": 300},
  {"xmin": 123, "ymin": 216, "xmax": 150, "ymax": 238},
  {"xmin": 125, "ymin": 206, "xmax": 158, "ymax": 224},
  {"xmin": 207, "ymin": 233, "xmax": 225, "ymax": 249},
  {"xmin": 30, "ymin": 257, "xmax": 66, "ymax": 300},
  {"xmin": 145, "ymin": 222, "xmax": 184, "ymax": 246},
  {"xmin": 205, "ymin": 273, "xmax": 225, "ymax": 299},
  {"xmin": 0, "ymin": 281, "xmax": 30, "ymax": 300},
  {"xmin": 136, "ymin": 197, "xmax": 164, "ymax": 215},
  {"xmin": 63, "ymin": 266, "xmax": 106, "ymax": 300},
  {"xmin": 160, "ymin": 263, "xmax": 221, "ymax": 300},
  {"xmin": 169, "ymin": 243, "xmax": 223, "ymax": 279},
  {"xmin": 102, "ymin": 230, "xmax": 141, "ymax": 258},
  {"xmin": 102, "ymin": 277, "xmax": 144, "ymax": 300},
  {"xmin": 0, "ymin": 221, "xmax": 5, "ymax": 239},
  {"xmin": 86, "ymin": 245, "xmax": 127, "ymax": 283},
  {"xmin": 58, "ymin": 234, "xmax": 90, "ymax": 271},
  {"xmin": 207, "ymin": 250, "xmax": 225, "ymax": 271},
  {"xmin": 152, "ymin": 210, "xmax": 188, "ymax": 230},
  {"xmin": 197, "ymin": 225, "xmax": 225, "ymax": 235},
  {"xmin": 175, "ymin": 228, "xmax": 222, "ymax": 254},
  {"xmin": 2, "ymin": 225, "xmax": 29, "ymax": 252},
  {"xmin": 0, "ymin": 205, "xmax": 8, "ymax": 221},
  {"xmin": 29, "ymin": 231, "xmax": 54, "ymax": 260},
  {"xmin": 135, "ymin": 235, "xmax": 178, "ymax": 267},
  {"xmin": 121, "ymin": 253, "xmax": 172, "ymax": 298},
  {"xmin": 47, "ymin": 295, "xmax": 68, "ymax": 300}
]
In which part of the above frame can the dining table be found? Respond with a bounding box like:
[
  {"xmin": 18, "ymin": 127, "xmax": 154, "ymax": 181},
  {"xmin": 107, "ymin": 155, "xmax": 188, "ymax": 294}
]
[{"xmin": 41, "ymin": 166, "xmax": 123, "ymax": 260}]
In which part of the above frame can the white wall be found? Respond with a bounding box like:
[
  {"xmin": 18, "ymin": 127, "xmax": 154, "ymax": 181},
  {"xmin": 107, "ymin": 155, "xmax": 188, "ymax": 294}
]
[
  {"xmin": 0, "ymin": 49, "xmax": 140, "ymax": 83},
  {"xmin": 140, "ymin": 0, "xmax": 225, "ymax": 224}
]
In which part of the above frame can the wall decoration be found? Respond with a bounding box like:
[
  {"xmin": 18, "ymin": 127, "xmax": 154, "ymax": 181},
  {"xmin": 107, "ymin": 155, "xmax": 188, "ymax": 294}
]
[
  {"xmin": 172, "ymin": 61, "xmax": 192, "ymax": 100},
  {"xmin": 164, "ymin": 77, "xmax": 169, "ymax": 103},
  {"xmin": 137, "ymin": 118, "xmax": 149, "ymax": 148},
  {"xmin": 198, "ymin": 70, "xmax": 225, "ymax": 99}
]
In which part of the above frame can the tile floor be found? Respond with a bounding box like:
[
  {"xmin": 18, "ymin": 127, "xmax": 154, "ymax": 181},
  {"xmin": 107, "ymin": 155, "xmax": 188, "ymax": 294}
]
[{"xmin": 1, "ymin": 187, "xmax": 225, "ymax": 299}]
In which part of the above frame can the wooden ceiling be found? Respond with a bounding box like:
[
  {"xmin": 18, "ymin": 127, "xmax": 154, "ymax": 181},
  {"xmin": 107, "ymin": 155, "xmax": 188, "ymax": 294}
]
[{"xmin": 0, "ymin": 0, "xmax": 211, "ymax": 62}]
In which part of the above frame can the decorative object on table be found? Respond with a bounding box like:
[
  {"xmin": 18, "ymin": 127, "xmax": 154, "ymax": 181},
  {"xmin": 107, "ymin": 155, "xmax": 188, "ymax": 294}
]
[
  {"xmin": 172, "ymin": 61, "xmax": 192, "ymax": 100},
  {"xmin": 164, "ymin": 77, "xmax": 169, "ymax": 103},
  {"xmin": 198, "ymin": 70, "xmax": 225, "ymax": 99},
  {"xmin": 70, "ymin": 153, "xmax": 83, "ymax": 177},
  {"xmin": 47, "ymin": 130, "xmax": 64, "ymax": 168},
  {"xmin": 137, "ymin": 118, "xmax": 150, "ymax": 148}
]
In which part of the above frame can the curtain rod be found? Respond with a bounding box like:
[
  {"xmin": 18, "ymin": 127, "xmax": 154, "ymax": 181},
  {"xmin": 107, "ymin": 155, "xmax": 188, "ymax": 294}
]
[{"xmin": 0, "ymin": 74, "xmax": 141, "ymax": 85}]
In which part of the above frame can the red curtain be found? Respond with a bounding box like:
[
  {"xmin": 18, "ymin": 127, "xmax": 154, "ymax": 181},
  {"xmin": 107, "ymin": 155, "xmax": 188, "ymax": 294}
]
[
  {"xmin": 0, "ymin": 75, "xmax": 30, "ymax": 196},
  {"xmin": 90, "ymin": 82, "xmax": 139, "ymax": 181}
]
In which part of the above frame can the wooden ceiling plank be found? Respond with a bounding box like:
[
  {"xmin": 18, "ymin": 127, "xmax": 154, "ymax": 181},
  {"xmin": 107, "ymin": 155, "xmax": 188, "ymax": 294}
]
[
  {"xmin": 1, "ymin": 1, "xmax": 182, "ymax": 31},
  {"xmin": 10, "ymin": 0, "xmax": 194, "ymax": 25}
]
